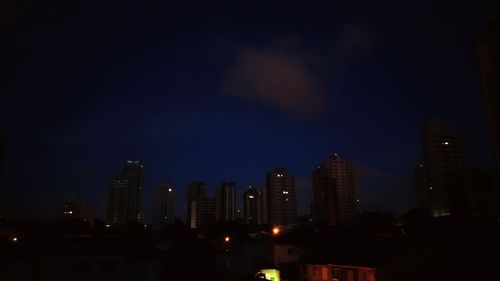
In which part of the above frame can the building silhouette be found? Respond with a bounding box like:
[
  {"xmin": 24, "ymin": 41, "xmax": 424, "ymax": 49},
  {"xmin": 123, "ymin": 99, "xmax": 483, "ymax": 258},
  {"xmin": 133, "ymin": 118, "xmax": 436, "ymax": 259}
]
[
  {"xmin": 416, "ymin": 123, "xmax": 468, "ymax": 217},
  {"xmin": 478, "ymin": 12, "xmax": 500, "ymax": 177},
  {"xmin": 60, "ymin": 197, "xmax": 96, "ymax": 226},
  {"xmin": 216, "ymin": 181, "xmax": 236, "ymax": 221},
  {"xmin": 105, "ymin": 160, "xmax": 144, "ymax": 225},
  {"xmin": 186, "ymin": 182, "xmax": 216, "ymax": 228},
  {"xmin": 446, "ymin": 168, "xmax": 498, "ymax": 217},
  {"xmin": 243, "ymin": 186, "xmax": 266, "ymax": 224},
  {"xmin": 414, "ymin": 164, "xmax": 429, "ymax": 209},
  {"xmin": 153, "ymin": 179, "xmax": 175, "ymax": 229},
  {"xmin": 266, "ymin": 168, "xmax": 297, "ymax": 226},
  {"xmin": 312, "ymin": 154, "xmax": 359, "ymax": 225}
]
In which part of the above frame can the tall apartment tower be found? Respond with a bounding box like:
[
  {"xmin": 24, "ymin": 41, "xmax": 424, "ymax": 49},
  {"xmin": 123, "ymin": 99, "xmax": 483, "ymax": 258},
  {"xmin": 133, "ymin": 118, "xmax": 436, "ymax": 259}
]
[
  {"xmin": 478, "ymin": 12, "xmax": 500, "ymax": 176},
  {"xmin": 216, "ymin": 181, "xmax": 236, "ymax": 221},
  {"xmin": 186, "ymin": 182, "xmax": 216, "ymax": 228},
  {"xmin": 415, "ymin": 164, "xmax": 429, "ymax": 209},
  {"xmin": 153, "ymin": 180, "xmax": 175, "ymax": 229},
  {"xmin": 312, "ymin": 154, "xmax": 359, "ymax": 225},
  {"xmin": 266, "ymin": 168, "xmax": 297, "ymax": 226},
  {"xmin": 243, "ymin": 186, "xmax": 264, "ymax": 224},
  {"xmin": 417, "ymin": 123, "xmax": 468, "ymax": 217},
  {"xmin": 105, "ymin": 160, "xmax": 144, "ymax": 225}
]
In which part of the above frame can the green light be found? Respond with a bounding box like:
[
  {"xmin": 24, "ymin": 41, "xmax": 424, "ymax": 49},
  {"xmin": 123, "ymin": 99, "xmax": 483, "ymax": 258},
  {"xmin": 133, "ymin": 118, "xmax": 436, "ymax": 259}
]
[{"xmin": 260, "ymin": 268, "xmax": 280, "ymax": 281}]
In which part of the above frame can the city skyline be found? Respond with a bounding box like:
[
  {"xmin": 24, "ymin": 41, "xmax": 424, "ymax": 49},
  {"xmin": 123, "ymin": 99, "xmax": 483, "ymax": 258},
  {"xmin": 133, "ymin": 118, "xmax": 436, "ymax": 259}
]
[
  {"xmin": 2, "ymin": 2, "xmax": 500, "ymax": 281},
  {"xmin": 1, "ymin": 1, "xmax": 499, "ymax": 219}
]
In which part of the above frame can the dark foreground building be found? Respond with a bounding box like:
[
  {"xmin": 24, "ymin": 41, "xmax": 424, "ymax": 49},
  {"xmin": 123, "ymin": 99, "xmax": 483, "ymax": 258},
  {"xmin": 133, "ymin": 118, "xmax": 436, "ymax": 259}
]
[{"xmin": 106, "ymin": 160, "xmax": 144, "ymax": 225}]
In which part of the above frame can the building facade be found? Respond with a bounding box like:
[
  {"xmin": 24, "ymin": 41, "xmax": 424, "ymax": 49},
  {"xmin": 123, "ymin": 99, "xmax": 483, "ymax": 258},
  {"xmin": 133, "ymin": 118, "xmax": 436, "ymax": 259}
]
[
  {"xmin": 417, "ymin": 123, "xmax": 468, "ymax": 217},
  {"xmin": 60, "ymin": 197, "xmax": 95, "ymax": 226},
  {"xmin": 153, "ymin": 180, "xmax": 175, "ymax": 229},
  {"xmin": 105, "ymin": 160, "xmax": 144, "ymax": 225},
  {"xmin": 446, "ymin": 168, "xmax": 498, "ymax": 217},
  {"xmin": 478, "ymin": 12, "xmax": 500, "ymax": 177},
  {"xmin": 243, "ymin": 186, "xmax": 264, "ymax": 224},
  {"xmin": 186, "ymin": 182, "xmax": 216, "ymax": 228},
  {"xmin": 266, "ymin": 168, "xmax": 297, "ymax": 226},
  {"xmin": 189, "ymin": 198, "xmax": 216, "ymax": 229},
  {"xmin": 216, "ymin": 181, "xmax": 236, "ymax": 221},
  {"xmin": 300, "ymin": 263, "xmax": 376, "ymax": 281},
  {"xmin": 312, "ymin": 154, "xmax": 359, "ymax": 225}
]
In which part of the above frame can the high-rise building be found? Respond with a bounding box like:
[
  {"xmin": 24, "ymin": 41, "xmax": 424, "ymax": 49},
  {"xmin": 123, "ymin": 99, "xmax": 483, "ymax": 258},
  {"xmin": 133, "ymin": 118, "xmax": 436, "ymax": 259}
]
[
  {"xmin": 186, "ymin": 181, "xmax": 205, "ymax": 225},
  {"xmin": 216, "ymin": 181, "xmax": 236, "ymax": 221},
  {"xmin": 60, "ymin": 197, "xmax": 96, "ymax": 226},
  {"xmin": 416, "ymin": 123, "xmax": 468, "ymax": 217},
  {"xmin": 243, "ymin": 186, "xmax": 261, "ymax": 224},
  {"xmin": 312, "ymin": 154, "xmax": 359, "ymax": 225},
  {"xmin": 189, "ymin": 198, "xmax": 216, "ymax": 229},
  {"xmin": 478, "ymin": 12, "xmax": 500, "ymax": 176},
  {"xmin": 187, "ymin": 181, "xmax": 206, "ymax": 200},
  {"xmin": 153, "ymin": 180, "xmax": 175, "ymax": 229},
  {"xmin": 186, "ymin": 182, "xmax": 216, "ymax": 228},
  {"xmin": 260, "ymin": 186, "xmax": 268, "ymax": 224},
  {"xmin": 414, "ymin": 164, "xmax": 429, "ymax": 209},
  {"xmin": 446, "ymin": 168, "xmax": 498, "ymax": 217},
  {"xmin": 105, "ymin": 160, "xmax": 144, "ymax": 225},
  {"xmin": 266, "ymin": 168, "xmax": 297, "ymax": 226}
]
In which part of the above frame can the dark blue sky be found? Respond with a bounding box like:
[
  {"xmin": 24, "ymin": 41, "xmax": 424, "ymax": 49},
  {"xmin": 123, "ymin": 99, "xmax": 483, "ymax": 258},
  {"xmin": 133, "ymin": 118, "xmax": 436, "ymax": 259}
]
[{"xmin": 1, "ymin": 0, "xmax": 499, "ymax": 220}]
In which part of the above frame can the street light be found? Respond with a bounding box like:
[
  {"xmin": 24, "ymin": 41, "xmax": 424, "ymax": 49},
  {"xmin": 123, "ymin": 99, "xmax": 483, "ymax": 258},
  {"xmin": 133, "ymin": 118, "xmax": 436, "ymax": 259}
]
[{"xmin": 272, "ymin": 227, "xmax": 280, "ymax": 236}]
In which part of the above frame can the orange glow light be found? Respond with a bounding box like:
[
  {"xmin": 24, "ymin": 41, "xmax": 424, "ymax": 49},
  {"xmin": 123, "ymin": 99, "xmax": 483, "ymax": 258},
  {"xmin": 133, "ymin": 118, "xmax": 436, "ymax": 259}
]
[
  {"xmin": 272, "ymin": 227, "xmax": 280, "ymax": 235},
  {"xmin": 224, "ymin": 236, "xmax": 230, "ymax": 242}
]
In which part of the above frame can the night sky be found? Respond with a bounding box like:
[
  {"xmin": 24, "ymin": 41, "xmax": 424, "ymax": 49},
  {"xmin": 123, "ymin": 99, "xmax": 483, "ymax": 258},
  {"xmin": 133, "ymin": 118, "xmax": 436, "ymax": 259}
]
[{"xmin": 1, "ymin": 0, "xmax": 499, "ymax": 220}]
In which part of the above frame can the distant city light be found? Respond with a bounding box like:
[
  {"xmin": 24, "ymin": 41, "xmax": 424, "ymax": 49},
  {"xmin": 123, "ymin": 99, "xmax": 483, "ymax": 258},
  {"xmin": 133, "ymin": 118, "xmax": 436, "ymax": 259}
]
[
  {"xmin": 282, "ymin": 191, "xmax": 288, "ymax": 194},
  {"xmin": 272, "ymin": 227, "xmax": 280, "ymax": 235},
  {"xmin": 442, "ymin": 141, "xmax": 449, "ymax": 145},
  {"xmin": 168, "ymin": 188, "xmax": 172, "ymax": 192},
  {"xmin": 224, "ymin": 236, "xmax": 230, "ymax": 242},
  {"xmin": 12, "ymin": 237, "xmax": 18, "ymax": 242},
  {"xmin": 249, "ymin": 195, "xmax": 254, "ymax": 199},
  {"xmin": 105, "ymin": 224, "xmax": 111, "ymax": 228},
  {"xmin": 429, "ymin": 186, "xmax": 433, "ymax": 190}
]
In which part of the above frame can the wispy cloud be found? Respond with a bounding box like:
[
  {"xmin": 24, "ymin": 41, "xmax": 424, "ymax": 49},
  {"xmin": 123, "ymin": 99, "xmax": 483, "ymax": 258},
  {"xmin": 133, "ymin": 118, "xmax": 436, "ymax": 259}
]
[{"xmin": 221, "ymin": 46, "xmax": 327, "ymax": 118}]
